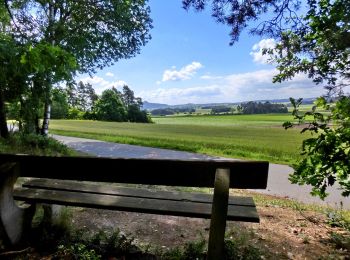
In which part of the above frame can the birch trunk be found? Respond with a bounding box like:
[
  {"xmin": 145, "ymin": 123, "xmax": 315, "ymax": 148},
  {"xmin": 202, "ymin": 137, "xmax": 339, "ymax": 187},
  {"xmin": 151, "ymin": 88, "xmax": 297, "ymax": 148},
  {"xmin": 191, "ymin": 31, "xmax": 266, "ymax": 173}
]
[
  {"xmin": 41, "ymin": 2, "xmax": 54, "ymax": 136},
  {"xmin": 41, "ymin": 101, "xmax": 51, "ymax": 136},
  {"xmin": 0, "ymin": 89, "xmax": 9, "ymax": 138}
]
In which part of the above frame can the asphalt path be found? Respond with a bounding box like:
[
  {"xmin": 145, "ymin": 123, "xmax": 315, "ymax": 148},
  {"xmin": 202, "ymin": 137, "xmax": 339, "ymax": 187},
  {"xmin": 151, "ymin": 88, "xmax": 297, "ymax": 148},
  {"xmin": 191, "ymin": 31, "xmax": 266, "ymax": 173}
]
[{"xmin": 53, "ymin": 135, "xmax": 350, "ymax": 209}]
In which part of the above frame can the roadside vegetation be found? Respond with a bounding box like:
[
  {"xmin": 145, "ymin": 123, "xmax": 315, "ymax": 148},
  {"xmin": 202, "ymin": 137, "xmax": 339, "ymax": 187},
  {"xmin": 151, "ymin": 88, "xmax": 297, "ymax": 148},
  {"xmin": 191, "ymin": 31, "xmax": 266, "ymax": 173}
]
[{"xmin": 0, "ymin": 132, "xmax": 75, "ymax": 156}]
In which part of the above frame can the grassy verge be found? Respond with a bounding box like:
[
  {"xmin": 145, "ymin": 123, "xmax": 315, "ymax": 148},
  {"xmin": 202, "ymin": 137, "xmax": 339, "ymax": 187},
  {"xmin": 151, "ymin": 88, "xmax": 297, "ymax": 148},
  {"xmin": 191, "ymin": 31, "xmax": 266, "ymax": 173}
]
[
  {"xmin": 50, "ymin": 118, "xmax": 310, "ymax": 165},
  {"xmin": 0, "ymin": 132, "xmax": 77, "ymax": 156}
]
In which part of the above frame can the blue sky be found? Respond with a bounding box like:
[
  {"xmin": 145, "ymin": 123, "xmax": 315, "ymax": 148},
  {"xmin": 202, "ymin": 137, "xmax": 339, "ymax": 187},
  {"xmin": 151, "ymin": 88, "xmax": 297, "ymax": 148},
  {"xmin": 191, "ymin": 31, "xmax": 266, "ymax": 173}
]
[{"xmin": 77, "ymin": 0, "xmax": 324, "ymax": 105}]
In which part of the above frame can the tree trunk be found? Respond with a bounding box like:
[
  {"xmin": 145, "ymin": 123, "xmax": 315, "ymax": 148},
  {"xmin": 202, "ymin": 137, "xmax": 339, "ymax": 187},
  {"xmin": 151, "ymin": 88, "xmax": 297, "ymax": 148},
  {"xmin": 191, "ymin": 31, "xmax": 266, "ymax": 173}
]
[
  {"xmin": 41, "ymin": 101, "xmax": 51, "ymax": 136},
  {"xmin": 0, "ymin": 89, "xmax": 9, "ymax": 138},
  {"xmin": 41, "ymin": 3, "xmax": 55, "ymax": 137}
]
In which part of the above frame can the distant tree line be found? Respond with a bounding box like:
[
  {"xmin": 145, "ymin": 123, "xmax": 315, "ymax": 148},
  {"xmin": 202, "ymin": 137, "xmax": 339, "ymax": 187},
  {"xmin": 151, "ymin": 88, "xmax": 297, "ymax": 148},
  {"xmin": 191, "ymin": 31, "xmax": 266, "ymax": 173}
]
[
  {"xmin": 151, "ymin": 108, "xmax": 195, "ymax": 116},
  {"xmin": 241, "ymin": 102, "xmax": 288, "ymax": 114},
  {"xmin": 210, "ymin": 106, "xmax": 232, "ymax": 114},
  {"xmin": 8, "ymin": 83, "xmax": 151, "ymax": 123}
]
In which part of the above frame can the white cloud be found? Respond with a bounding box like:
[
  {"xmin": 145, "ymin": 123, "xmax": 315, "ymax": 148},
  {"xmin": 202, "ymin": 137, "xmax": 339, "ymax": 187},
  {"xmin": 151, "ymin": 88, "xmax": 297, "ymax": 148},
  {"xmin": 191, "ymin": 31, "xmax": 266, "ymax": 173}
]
[
  {"xmin": 140, "ymin": 69, "xmax": 324, "ymax": 105},
  {"xmin": 105, "ymin": 72, "xmax": 114, "ymax": 77},
  {"xmin": 140, "ymin": 85, "xmax": 222, "ymax": 104},
  {"xmin": 200, "ymin": 75, "xmax": 223, "ymax": 80},
  {"xmin": 79, "ymin": 76, "xmax": 127, "ymax": 94},
  {"xmin": 161, "ymin": 62, "xmax": 203, "ymax": 82},
  {"xmin": 250, "ymin": 39, "xmax": 276, "ymax": 64}
]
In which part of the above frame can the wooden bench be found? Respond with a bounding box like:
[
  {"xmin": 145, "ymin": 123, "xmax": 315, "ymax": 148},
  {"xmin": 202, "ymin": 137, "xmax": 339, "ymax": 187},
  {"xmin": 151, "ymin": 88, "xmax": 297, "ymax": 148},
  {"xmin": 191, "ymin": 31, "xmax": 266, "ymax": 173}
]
[{"xmin": 0, "ymin": 153, "xmax": 269, "ymax": 259}]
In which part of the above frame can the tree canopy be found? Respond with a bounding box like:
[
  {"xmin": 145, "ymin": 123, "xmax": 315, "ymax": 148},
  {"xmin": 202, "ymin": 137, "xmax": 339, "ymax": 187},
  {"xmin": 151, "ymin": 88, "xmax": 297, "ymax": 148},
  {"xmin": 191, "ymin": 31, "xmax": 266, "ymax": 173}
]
[{"xmin": 5, "ymin": 0, "xmax": 152, "ymax": 73}]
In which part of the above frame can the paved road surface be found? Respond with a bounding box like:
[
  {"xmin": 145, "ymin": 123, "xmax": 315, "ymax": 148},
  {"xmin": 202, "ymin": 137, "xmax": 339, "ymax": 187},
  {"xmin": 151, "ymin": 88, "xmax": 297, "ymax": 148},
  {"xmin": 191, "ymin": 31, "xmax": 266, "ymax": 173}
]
[{"xmin": 54, "ymin": 135, "xmax": 350, "ymax": 209}]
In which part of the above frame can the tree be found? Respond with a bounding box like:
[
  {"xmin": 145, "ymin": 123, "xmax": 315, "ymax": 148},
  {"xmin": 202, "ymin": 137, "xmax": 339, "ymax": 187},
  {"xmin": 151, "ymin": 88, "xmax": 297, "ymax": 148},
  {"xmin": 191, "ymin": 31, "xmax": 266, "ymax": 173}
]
[
  {"xmin": 67, "ymin": 81, "xmax": 98, "ymax": 112},
  {"xmin": 127, "ymin": 104, "xmax": 150, "ymax": 123},
  {"xmin": 184, "ymin": 0, "xmax": 350, "ymax": 198},
  {"xmin": 0, "ymin": 34, "xmax": 26, "ymax": 137},
  {"xmin": 19, "ymin": 42, "xmax": 77, "ymax": 134},
  {"xmin": 4, "ymin": 0, "xmax": 152, "ymax": 134},
  {"xmin": 120, "ymin": 85, "xmax": 150, "ymax": 122},
  {"xmin": 51, "ymin": 87, "xmax": 69, "ymax": 119},
  {"xmin": 94, "ymin": 89, "xmax": 126, "ymax": 122},
  {"xmin": 240, "ymin": 101, "xmax": 288, "ymax": 114},
  {"xmin": 270, "ymin": 0, "xmax": 350, "ymax": 199}
]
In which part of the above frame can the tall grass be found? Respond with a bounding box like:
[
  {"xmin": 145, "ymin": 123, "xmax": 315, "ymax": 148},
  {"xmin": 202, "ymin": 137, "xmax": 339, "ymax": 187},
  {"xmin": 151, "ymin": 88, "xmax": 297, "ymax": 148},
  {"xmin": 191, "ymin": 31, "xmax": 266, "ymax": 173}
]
[{"xmin": 0, "ymin": 132, "xmax": 76, "ymax": 156}]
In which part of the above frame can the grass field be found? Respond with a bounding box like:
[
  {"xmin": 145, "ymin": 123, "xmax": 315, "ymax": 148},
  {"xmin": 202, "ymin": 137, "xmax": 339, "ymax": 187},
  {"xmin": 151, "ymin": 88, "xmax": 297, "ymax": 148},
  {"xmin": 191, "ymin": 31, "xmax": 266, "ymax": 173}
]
[{"xmin": 50, "ymin": 113, "xmax": 311, "ymax": 165}]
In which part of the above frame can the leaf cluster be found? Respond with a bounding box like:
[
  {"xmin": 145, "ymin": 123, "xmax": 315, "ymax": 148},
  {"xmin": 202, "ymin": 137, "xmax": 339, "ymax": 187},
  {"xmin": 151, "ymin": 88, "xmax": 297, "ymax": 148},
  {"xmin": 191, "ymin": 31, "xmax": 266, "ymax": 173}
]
[
  {"xmin": 183, "ymin": 0, "xmax": 302, "ymax": 44},
  {"xmin": 285, "ymin": 97, "xmax": 350, "ymax": 199},
  {"xmin": 271, "ymin": 0, "xmax": 350, "ymax": 90},
  {"xmin": 7, "ymin": 0, "xmax": 152, "ymax": 74}
]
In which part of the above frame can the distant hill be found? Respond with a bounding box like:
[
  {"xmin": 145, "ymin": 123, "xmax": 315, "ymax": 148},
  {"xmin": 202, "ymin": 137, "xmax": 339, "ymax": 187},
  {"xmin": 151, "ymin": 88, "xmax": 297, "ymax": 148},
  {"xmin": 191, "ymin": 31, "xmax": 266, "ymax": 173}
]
[
  {"xmin": 142, "ymin": 97, "xmax": 316, "ymax": 111},
  {"xmin": 142, "ymin": 101, "xmax": 169, "ymax": 110}
]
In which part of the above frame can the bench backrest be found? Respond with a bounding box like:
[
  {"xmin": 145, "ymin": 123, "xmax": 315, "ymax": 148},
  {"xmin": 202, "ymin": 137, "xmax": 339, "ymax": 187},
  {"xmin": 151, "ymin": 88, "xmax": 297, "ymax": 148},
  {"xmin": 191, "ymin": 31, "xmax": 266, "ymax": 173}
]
[{"xmin": 1, "ymin": 154, "xmax": 269, "ymax": 189}]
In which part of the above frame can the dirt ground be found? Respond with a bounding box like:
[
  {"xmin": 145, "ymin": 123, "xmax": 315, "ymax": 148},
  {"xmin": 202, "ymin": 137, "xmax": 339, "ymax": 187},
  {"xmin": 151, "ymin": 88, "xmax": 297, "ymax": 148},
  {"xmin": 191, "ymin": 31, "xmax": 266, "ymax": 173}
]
[{"xmin": 67, "ymin": 195, "xmax": 349, "ymax": 260}]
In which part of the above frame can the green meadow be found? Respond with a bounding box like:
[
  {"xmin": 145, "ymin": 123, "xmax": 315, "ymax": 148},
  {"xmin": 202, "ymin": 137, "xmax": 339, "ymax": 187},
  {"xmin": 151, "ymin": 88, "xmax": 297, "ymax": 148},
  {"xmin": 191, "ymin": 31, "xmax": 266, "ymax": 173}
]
[{"xmin": 50, "ymin": 113, "xmax": 310, "ymax": 165}]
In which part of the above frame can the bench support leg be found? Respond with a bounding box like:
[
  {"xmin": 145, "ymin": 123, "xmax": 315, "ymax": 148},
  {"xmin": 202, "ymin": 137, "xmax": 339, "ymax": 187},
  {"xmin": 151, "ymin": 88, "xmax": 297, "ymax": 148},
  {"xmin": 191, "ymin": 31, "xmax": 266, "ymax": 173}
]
[
  {"xmin": 0, "ymin": 163, "xmax": 35, "ymax": 245},
  {"xmin": 207, "ymin": 168, "xmax": 230, "ymax": 260}
]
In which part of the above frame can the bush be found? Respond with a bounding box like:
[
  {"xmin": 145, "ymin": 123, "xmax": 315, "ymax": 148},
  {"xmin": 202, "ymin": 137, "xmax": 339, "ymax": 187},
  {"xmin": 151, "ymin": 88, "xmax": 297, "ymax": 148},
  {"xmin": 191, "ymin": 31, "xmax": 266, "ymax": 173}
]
[
  {"xmin": 67, "ymin": 107, "xmax": 85, "ymax": 119},
  {"xmin": 0, "ymin": 132, "xmax": 73, "ymax": 155}
]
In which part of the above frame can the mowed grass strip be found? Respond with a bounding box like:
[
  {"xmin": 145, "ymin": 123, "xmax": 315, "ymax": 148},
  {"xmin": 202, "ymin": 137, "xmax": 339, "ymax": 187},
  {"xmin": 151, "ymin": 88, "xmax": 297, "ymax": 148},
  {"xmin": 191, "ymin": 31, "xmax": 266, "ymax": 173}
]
[
  {"xmin": 50, "ymin": 114, "xmax": 309, "ymax": 164},
  {"xmin": 152, "ymin": 113, "xmax": 294, "ymax": 126}
]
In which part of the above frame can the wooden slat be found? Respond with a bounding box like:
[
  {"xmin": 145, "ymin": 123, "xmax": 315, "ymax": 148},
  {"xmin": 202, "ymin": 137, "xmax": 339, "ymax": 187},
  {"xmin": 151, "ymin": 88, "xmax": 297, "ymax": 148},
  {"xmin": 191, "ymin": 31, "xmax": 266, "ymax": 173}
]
[
  {"xmin": 13, "ymin": 188, "xmax": 259, "ymax": 222},
  {"xmin": 1, "ymin": 154, "xmax": 269, "ymax": 189},
  {"xmin": 22, "ymin": 179, "xmax": 255, "ymax": 206}
]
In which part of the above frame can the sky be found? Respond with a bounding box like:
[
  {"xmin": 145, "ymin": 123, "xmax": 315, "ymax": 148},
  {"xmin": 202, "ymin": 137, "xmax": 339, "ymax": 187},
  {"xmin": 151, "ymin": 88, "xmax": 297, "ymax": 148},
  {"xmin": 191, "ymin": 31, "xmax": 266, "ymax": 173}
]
[{"xmin": 77, "ymin": 0, "xmax": 325, "ymax": 105}]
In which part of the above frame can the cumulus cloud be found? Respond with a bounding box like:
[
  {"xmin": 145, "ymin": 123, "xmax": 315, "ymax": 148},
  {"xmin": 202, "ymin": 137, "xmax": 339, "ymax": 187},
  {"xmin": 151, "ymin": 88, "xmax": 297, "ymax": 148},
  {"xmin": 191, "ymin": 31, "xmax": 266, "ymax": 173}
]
[
  {"xmin": 200, "ymin": 75, "xmax": 223, "ymax": 80},
  {"xmin": 79, "ymin": 76, "xmax": 127, "ymax": 94},
  {"xmin": 141, "ymin": 69, "xmax": 323, "ymax": 105},
  {"xmin": 140, "ymin": 85, "xmax": 222, "ymax": 104},
  {"xmin": 105, "ymin": 72, "xmax": 114, "ymax": 77},
  {"xmin": 161, "ymin": 62, "xmax": 203, "ymax": 82},
  {"xmin": 250, "ymin": 39, "xmax": 276, "ymax": 64}
]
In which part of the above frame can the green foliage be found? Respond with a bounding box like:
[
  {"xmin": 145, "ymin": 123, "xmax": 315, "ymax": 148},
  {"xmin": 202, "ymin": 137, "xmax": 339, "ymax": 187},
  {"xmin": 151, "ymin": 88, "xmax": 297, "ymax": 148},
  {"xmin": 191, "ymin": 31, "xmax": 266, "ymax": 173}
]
[
  {"xmin": 241, "ymin": 101, "xmax": 288, "ymax": 114},
  {"xmin": 67, "ymin": 81, "xmax": 98, "ymax": 112},
  {"xmin": 0, "ymin": 132, "xmax": 74, "ymax": 156},
  {"xmin": 8, "ymin": 0, "xmax": 152, "ymax": 74},
  {"xmin": 182, "ymin": 238, "xmax": 206, "ymax": 259},
  {"xmin": 161, "ymin": 238, "xmax": 206, "ymax": 259},
  {"xmin": 271, "ymin": 0, "xmax": 350, "ymax": 89},
  {"xmin": 183, "ymin": 0, "xmax": 302, "ymax": 44},
  {"xmin": 326, "ymin": 205, "xmax": 350, "ymax": 231},
  {"xmin": 51, "ymin": 88, "xmax": 69, "ymax": 119},
  {"xmin": 285, "ymin": 97, "xmax": 350, "ymax": 199},
  {"xmin": 127, "ymin": 104, "xmax": 151, "ymax": 123},
  {"xmin": 57, "ymin": 244, "xmax": 101, "ymax": 260},
  {"xmin": 20, "ymin": 43, "xmax": 77, "ymax": 84},
  {"xmin": 223, "ymin": 239, "xmax": 262, "ymax": 260},
  {"xmin": 161, "ymin": 235, "xmax": 264, "ymax": 260},
  {"xmin": 94, "ymin": 89, "xmax": 127, "ymax": 122},
  {"xmin": 67, "ymin": 107, "xmax": 85, "ymax": 120},
  {"xmin": 328, "ymin": 232, "xmax": 350, "ymax": 251}
]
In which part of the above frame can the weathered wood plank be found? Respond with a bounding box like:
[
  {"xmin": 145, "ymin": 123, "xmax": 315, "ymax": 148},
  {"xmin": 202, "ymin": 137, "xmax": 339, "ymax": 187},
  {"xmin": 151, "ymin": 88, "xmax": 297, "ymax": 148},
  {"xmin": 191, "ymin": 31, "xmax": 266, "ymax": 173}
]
[
  {"xmin": 1, "ymin": 154, "xmax": 269, "ymax": 188},
  {"xmin": 13, "ymin": 187, "xmax": 259, "ymax": 222},
  {"xmin": 22, "ymin": 179, "xmax": 256, "ymax": 206},
  {"xmin": 207, "ymin": 168, "xmax": 230, "ymax": 260}
]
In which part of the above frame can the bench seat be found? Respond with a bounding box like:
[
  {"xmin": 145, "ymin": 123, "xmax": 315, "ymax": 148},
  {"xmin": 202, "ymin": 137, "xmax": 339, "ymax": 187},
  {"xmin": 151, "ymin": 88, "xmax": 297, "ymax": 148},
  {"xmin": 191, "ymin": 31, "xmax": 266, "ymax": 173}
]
[{"xmin": 14, "ymin": 179, "xmax": 259, "ymax": 222}]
